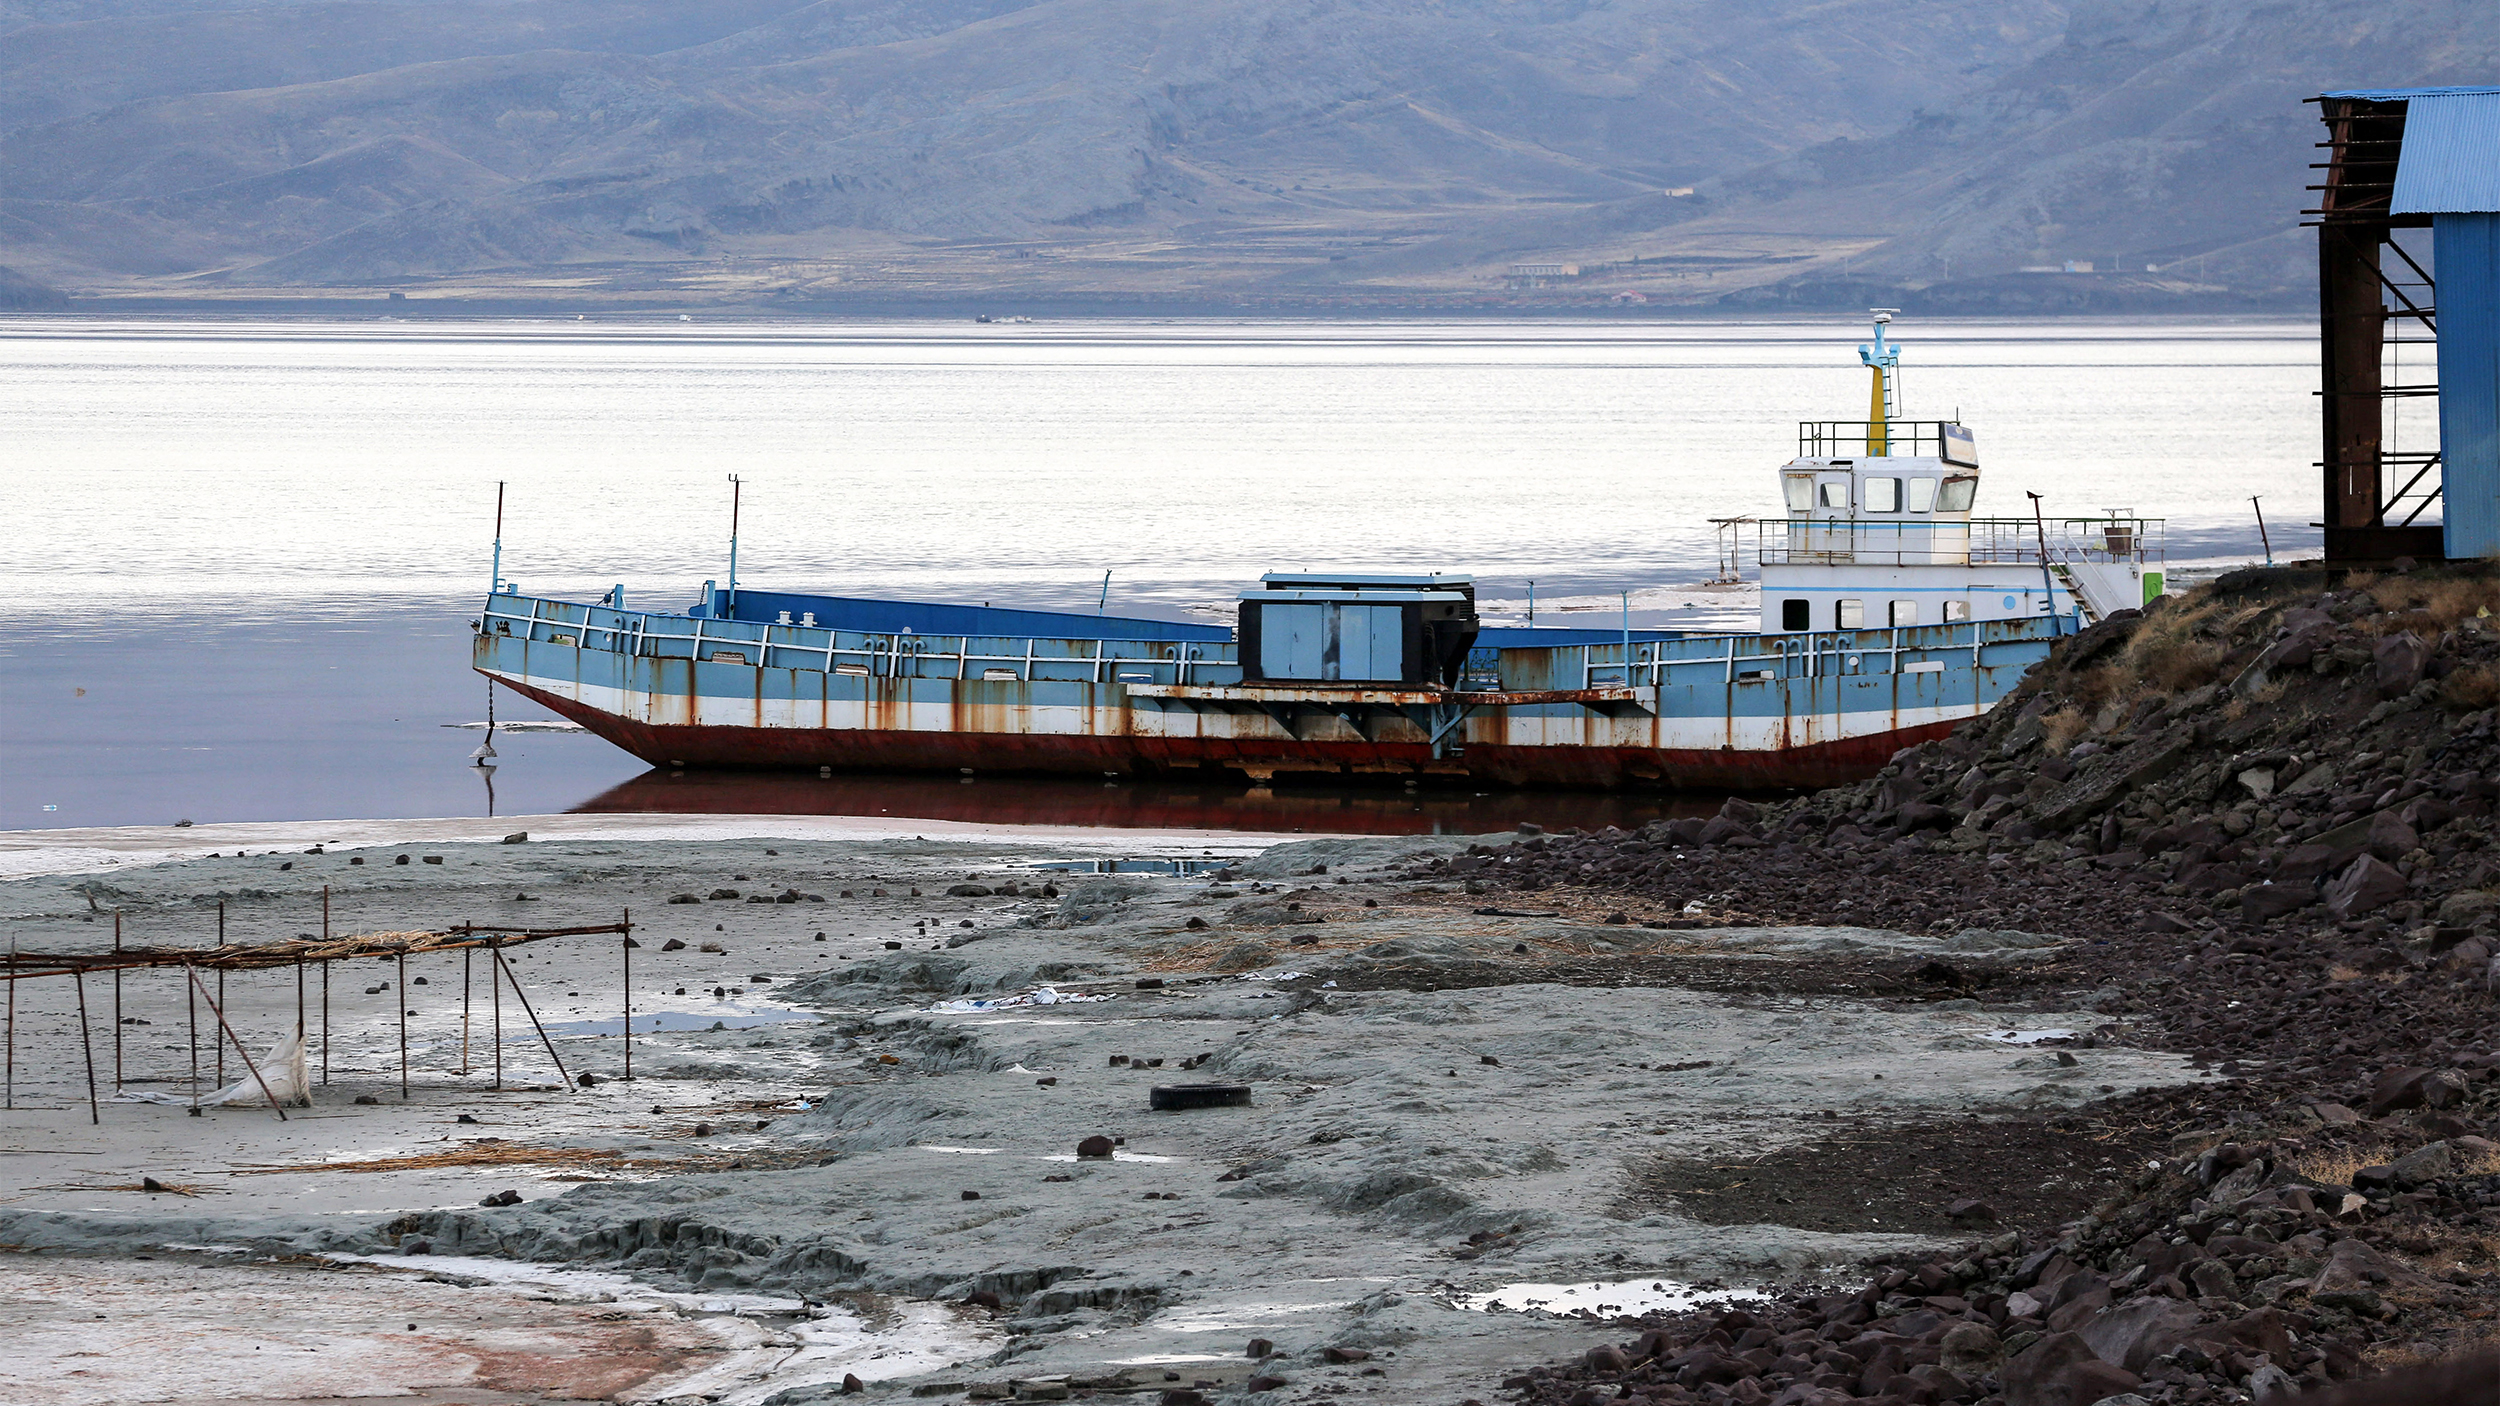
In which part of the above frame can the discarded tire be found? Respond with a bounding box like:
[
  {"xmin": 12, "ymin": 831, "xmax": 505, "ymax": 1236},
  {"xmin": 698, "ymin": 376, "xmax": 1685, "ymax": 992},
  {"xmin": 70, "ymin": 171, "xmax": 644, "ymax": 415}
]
[{"xmin": 1149, "ymin": 1083, "xmax": 1252, "ymax": 1111}]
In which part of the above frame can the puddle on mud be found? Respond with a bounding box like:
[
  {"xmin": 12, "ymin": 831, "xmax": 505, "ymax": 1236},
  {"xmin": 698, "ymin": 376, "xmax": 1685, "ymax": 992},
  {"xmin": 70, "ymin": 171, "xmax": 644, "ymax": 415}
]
[
  {"xmin": 1453, "ymin": 1277, "xmax": 1763, "ymax": 1317},
  {"xmin": 1155, "ymin": 1301, "xmax": 1347, "ymax": 1333},
  {"xmin": 323, "ymin": 1252, "xmax": 999, "ymax": 1401}
]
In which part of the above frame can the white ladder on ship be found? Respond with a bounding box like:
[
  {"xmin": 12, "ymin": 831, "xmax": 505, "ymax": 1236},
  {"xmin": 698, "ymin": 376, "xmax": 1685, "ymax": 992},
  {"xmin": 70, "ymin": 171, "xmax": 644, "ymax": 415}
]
[{"xmin": 2046, "ymin": 561, "xmax": 2123, "ymax": 627}]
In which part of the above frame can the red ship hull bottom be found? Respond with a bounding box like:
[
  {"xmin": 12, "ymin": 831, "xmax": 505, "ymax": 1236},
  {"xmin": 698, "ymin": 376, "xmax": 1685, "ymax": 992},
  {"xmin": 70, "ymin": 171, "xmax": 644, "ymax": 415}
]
[{"xmin": 500, "ymin": 678, "xmax": 1948, "ymax": 792}]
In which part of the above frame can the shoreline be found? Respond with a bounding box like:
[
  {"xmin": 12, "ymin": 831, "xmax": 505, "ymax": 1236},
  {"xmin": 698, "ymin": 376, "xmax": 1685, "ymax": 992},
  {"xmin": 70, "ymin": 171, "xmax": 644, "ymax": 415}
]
[
  {"xmin": 0, "ymin": 812, "xmax": 1332, "ymax": 883},
  {"xmin": 0, "ymin": 825, "xmax": 2195, "ymax": 1404}
]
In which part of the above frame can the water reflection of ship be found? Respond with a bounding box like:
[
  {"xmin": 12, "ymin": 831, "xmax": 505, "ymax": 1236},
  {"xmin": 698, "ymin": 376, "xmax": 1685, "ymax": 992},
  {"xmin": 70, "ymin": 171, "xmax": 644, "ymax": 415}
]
[{"xmin": 570, "ymin": 770, "xmax": 1717, "ymax": 837}]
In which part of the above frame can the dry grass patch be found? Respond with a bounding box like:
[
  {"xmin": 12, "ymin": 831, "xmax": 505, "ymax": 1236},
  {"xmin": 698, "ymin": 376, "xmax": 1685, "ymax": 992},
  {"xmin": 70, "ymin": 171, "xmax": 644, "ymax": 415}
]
[
  {"xmin": 2040, "ymin": 707, "xmax": 2089, "ymax": 755},
  {"xmin": 2370, "ymin": 574, "xmax": 2500, "ymax": 628},
  {"xmin": 2287, "ymin": 1146, "xmax": 2378, "ymax": 1187},
  {"xmin": 2443, "ymin": 661, "xmax": 2500, "ymax": 711},
  {"xmin": 237, "ymin": 1144, "xmax": 628, "ymax": 1175}
]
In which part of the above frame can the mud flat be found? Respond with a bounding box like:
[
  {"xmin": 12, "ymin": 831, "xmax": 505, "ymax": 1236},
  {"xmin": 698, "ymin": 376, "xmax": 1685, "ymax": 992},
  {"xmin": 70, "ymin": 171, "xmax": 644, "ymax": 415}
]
[{"xmin": 0, "ymin": 819, "xmax": 2203, "ymax": 1404}]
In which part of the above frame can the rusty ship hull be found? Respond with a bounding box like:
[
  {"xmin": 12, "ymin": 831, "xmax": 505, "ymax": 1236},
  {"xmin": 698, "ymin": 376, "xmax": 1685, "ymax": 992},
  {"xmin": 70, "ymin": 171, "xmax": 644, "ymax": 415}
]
[{"xmin": 473, "ymin": 587, "xmax": 2054, "ymax": 792}]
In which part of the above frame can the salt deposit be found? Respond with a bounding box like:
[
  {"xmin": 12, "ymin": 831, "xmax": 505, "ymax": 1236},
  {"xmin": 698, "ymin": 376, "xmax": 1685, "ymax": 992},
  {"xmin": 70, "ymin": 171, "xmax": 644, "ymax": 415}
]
[{"xmin": 0, "ymin": 823, "xmax": 2204, "ymax": 1401}]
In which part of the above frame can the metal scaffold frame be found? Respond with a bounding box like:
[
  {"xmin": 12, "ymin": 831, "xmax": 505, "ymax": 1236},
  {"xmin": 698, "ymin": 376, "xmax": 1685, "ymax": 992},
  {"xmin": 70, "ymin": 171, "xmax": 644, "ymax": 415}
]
[{"xmin": 0, "ymin": 900, "xmax": 636, "ymax": 1121}]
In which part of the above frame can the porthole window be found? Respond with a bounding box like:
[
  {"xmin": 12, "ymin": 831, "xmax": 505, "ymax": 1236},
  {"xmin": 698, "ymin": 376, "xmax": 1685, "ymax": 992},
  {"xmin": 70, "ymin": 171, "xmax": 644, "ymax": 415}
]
[{"xmin": 2002, "ymin": 595, "xmax": 2019, "ymax": 610}]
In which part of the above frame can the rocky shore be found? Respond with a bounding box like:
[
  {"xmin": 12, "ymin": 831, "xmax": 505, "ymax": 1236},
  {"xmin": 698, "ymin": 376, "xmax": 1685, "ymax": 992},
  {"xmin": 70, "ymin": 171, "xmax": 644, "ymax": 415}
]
[{"xmin": 1445, "ymin": 564, "xmax": 2500, "ymax": 1405}]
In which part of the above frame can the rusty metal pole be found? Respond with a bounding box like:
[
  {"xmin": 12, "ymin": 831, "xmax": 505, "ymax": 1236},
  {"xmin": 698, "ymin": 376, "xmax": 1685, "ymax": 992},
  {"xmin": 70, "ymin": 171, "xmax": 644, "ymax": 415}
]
[
  {"xmin": 460, "ymin": 947, "xmax": 473, "ymax": 1075},
  {"xmin": 397, "ymin": 950, "xmax": 410, "ymax": 1101},
  {"xmin": 5, "ymin": 930, "xmax": 15, "ymax": 1111},
  {"xmin": 113, "ymin": 911, "xmax": 124, "ymax": 1092},
  {"xmin": 186, "ymin": 962, "xmax": 200, "ymax": 1115},
  {"xmin": 2026, "ymin": 491, "xmax": 2063, "ymax": 637},
  {"xmin": 184, "ymin": 966, "xmax": 288, "ymax": 1120},
  {"xmin": 320, "ymin": 886, "xmax": 331, "ymax": 1085},
  {"xmin": 621, "ymin": 909, "xmax": 633, "ymax": 1082},
  {"xmin": 490, "ymin": 934, "xmax": 503, "ymax": 1091},
  {"xmin": 493, "ymin": 946, "xmax": 572, "ymax": 1089},
  {"xmin": 74, "ymin": 970, "xmax": 99, "ymax": 1126},
  {"xmin": 215, "ymin": 901, "xmax": 226, "ymax": 1087}
]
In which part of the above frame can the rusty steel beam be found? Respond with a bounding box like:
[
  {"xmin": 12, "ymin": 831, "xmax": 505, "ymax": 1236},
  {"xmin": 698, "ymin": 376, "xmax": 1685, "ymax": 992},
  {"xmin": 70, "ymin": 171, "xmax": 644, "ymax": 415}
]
[{"xmin": 2314, "ymin": 94, "xmax": 2438, "ymax": 563}]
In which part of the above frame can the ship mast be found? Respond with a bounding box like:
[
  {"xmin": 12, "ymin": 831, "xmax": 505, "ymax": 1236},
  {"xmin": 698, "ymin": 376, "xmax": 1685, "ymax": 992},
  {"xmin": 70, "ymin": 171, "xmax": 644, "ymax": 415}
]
[{"xmin": 1858, "ymin": 309, "xmax": 1901, "ymax": 455}]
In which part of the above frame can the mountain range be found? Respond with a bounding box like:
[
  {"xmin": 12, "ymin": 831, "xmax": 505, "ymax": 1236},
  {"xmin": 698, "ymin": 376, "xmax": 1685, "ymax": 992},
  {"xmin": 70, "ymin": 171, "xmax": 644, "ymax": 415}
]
[{"xmin": 0, "ymin": 0, "xmax": 2491, "ymax": 307}]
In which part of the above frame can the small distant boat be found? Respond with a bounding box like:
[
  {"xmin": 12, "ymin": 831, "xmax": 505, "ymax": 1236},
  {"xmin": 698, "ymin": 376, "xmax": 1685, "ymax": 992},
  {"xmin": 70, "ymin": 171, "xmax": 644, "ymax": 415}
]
[{"xmin": 475, "ymin": 315, "xmax": 2164, "ymax": 790}]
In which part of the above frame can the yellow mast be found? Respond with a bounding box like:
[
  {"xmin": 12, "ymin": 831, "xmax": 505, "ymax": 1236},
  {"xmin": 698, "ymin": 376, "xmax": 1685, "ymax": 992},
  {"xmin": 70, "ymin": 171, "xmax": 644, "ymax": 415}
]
[{"xmin": 1858, "ymin": 308, "xmax": 1900, "ymax": 456}]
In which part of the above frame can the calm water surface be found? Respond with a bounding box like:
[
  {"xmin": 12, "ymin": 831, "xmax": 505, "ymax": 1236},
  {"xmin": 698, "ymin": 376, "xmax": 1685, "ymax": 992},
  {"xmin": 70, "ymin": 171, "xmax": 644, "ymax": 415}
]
[{"xmin": 1, "ymin": 315, "xmax": 2321, "ymax": 830}]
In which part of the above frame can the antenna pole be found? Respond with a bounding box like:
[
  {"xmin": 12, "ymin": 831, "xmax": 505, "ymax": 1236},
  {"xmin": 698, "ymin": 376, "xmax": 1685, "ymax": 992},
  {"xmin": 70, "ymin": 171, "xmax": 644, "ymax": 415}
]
[
  {"xmin": 491, "ymin": 481, "xmax": 506, "ymax": 594},
  {"xmin": 726, "ymin": 475, "xmax": 743, "ymax": 615},
  {"xmin": 2027, "ymin": 491, "xmax": 2065, "ymax": 637},
  {"xmin": 1096, "ymin": 569, "xmax": 1112, "ymax": 616}
]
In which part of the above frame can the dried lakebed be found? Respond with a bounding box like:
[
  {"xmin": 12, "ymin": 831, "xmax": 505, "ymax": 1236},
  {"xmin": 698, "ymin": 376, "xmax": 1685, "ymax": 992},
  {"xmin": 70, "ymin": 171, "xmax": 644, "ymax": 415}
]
[{"xmin": 0, "ymin": 826, "xmax": 2209, "ymax": 1403}]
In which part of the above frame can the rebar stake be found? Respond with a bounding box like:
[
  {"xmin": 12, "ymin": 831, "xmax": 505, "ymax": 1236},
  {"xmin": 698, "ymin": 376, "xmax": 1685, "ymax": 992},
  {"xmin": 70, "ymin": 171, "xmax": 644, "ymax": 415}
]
[
  {"xmin": 184, "ymin": 966, "xmax": 289, "ymax": 1120},
  {"xmin": 74, "ymin": 970, "xmax": 100, "ymax": 1126},
  {"xmin": 493, "ymin": 946, "xmax": 572, "ymax": 1089}
]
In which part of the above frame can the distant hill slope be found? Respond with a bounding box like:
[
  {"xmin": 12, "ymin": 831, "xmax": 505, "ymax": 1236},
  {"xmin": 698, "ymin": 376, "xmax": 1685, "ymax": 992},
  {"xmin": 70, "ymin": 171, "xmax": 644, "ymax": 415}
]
[
  {"xmin": 0, "ymin": 0, "xmax": 2487, "ymax": 304},
  {"xmin": 0, "ymin": 0, "xmax": 2065, "ymax": 295},
  {"xmin": 1675, "ymin": 0, "xmax": 2500, "ymax": 302}
]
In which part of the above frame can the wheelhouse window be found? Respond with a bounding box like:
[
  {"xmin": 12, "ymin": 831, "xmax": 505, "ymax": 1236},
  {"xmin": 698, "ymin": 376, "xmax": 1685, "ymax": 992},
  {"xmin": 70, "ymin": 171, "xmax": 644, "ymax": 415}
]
[
  {"xmin": 1835, "ymin": 599, "xmax": 1864, "ymax": 629},
  {"xmin": 1943, "ymin": 599, "xmax": 1971, "ymax": 622},
  {"xmin": 1783, "ymin": 475, "xmax": 1814, "ymax": 512},
  {"xmin": 1817, "ymin": 481, "xmax": 1849, "ymax": 509},
  {"xmin": 1863, "ymin": 477, "xmax": 1901, "ymax": 513},
  {"xmin": 1906, "ymin": 477, "xmax": 1938, "ymax": 513},
  {"xmin": 1888, "ymin": 600, "xmax": 1917, "ymax": 626},
  {"xmin": 1781, "ymin": 599, "xmax": 1810, "ymax": 630},
  {"xmin": 1936, "ymin": 476, "xmax": 1977, "ymax": 512}
]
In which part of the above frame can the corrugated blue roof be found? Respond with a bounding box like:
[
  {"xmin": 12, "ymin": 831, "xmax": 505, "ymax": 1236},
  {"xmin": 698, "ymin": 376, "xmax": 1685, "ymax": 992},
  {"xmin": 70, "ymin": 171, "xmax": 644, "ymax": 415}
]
[
  {"xmin": 2320, "ymin": 85, "xmax": 2500, "ymax": 99},
  {"xmin": 2391, "ymin": 92, "xmax": 2500, "ymax": 214}
]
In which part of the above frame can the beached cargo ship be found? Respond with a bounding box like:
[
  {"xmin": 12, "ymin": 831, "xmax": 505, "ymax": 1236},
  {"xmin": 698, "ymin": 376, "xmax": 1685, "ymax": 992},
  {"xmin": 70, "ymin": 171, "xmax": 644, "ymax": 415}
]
[{"xmin": 472, "ymin": 317, "xmax": 2165, "ymax": 791}]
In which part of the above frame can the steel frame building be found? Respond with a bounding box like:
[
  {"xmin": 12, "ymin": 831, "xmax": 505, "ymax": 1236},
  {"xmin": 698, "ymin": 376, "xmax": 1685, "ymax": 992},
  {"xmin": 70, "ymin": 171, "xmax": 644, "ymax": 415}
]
[{"xmin": 2311, "ymin": 87, "xmax": 2500, "ymax": 563}]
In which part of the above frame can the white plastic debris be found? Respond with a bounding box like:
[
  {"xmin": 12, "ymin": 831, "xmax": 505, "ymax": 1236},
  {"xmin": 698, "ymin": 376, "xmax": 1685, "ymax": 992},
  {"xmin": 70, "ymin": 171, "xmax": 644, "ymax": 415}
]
[
  {"xmin": 1978, "ymin": 1028, "xmax": 2080, "ymax": 1045},
  {"xmin": 115, "ymin": 1032, "xmax": 313, "ymax": 1107},
  {"xmin": 927, "ymin": 986, "xmax": 1112, "ymax": 1013}
]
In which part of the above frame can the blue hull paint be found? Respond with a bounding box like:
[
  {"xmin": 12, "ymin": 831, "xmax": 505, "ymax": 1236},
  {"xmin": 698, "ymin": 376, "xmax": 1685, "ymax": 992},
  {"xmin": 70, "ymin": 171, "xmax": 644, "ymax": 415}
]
[{"xmin": 472, "ymin": 588, "xmax": 2055, "ymax": 789}]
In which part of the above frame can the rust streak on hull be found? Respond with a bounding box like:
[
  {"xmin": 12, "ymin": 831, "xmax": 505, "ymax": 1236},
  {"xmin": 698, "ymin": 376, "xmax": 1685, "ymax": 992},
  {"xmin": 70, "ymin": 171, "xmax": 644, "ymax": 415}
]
[{"xmin": 492, "ymin": 673, "xmax": 1947, "ymax": 791}]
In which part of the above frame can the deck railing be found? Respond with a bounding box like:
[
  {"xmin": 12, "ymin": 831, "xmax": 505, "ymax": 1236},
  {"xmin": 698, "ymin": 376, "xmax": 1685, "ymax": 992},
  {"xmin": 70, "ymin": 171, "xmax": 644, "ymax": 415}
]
[
  {"xmin": 1508, "ymin": 615, "xmax": 2059, "ymax": 691},
  {"xmin": 1797, "ymin": 420, "xmax": 1962, "ymax": 458},
  {"xmin": 478, "ymin": 594, "xmax": 1234, "ymax": 686},
  {"xmin": 1755, "ymin": 515, "xmax": 2164, "ymax": 569},
  {"xmin": 478, "ymin": 595, "xmax": 2062, "ymax": 696}
]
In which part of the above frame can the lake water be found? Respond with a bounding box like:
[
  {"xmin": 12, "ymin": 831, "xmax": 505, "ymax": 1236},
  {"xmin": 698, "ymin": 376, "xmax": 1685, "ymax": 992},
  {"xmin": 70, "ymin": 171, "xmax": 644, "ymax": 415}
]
[{"xmin": 1, "ymin": 314, "xmax": 2323, "ymax": 831}]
